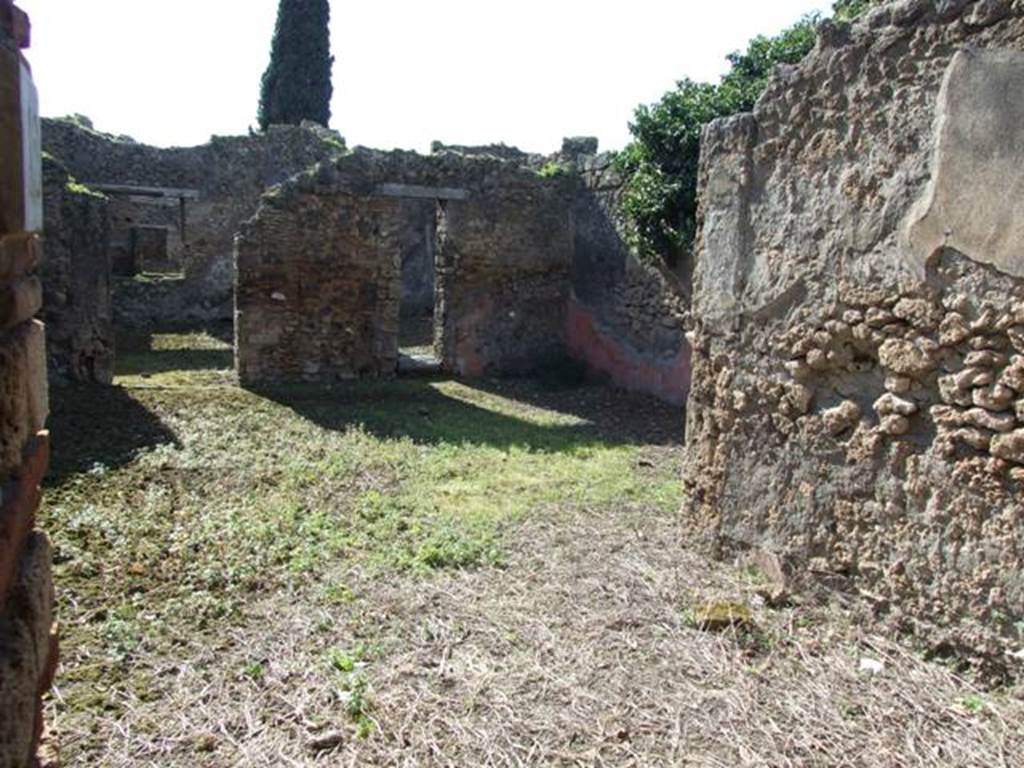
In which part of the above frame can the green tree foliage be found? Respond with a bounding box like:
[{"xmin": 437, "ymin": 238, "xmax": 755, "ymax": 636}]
[
  {"xmin": 258, "ymin": 0, "xmax": 334, "ymax": 131},
  {"xmin": 617, "ymin": 1, "xmax": 874, "ymax": 266}
]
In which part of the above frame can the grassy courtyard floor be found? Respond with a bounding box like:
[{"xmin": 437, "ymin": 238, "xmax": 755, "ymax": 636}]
[{"xmin": 42, "ymin": 332, "xmax": 1024, "ymax": 766}]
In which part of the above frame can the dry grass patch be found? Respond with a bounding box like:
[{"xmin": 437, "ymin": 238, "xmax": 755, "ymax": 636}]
[{"xmin": 40, "ymin": 331, "xmax": 1023, "ymax": 766}]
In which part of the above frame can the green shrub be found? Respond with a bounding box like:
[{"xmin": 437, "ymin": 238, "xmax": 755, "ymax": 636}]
[{"xmin": 617, "ymin": 1, "xmax": 877, "ymax": 267}]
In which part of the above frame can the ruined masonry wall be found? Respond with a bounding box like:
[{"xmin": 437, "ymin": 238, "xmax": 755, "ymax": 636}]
[
  {"xmin": 687, "ymin": 0, "xmax": 1024, "ymax": 652},
  {"xmin": 41, "ymin": 118, "xmax": 344, "ymax": 324},
  {"xmin": 236, "ymin": 149, "xmax": 574, "ymax": 384},
  {"xmin": 41, "ymin": 158, "xmax": 113, "ymax": 384},
  {"xmin": 569, "ymin": 153, "xmax": 690, "ymax": 405},
  {"xmin": 0, "ymin": 3, "xmax": 57, "ymax": 765}
]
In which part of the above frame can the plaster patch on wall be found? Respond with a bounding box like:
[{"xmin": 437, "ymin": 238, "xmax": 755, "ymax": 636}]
[{"xmin": 906, "ymin": 48, "xmax": 1024, "ymax": 278}]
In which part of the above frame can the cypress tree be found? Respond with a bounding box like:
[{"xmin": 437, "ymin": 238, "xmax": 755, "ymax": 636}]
[{"xmin": 258, "ymin": 0, "xmax": 334, "ymax": 131}]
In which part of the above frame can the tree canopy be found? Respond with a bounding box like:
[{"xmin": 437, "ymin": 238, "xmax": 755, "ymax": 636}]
[
  {"xmin": 617, "ymin": 0, "xmax": 878, "ymax": 267},
  {"xmin": 258, "ymin": 0, "xmax": 334, "ymax": 131}
]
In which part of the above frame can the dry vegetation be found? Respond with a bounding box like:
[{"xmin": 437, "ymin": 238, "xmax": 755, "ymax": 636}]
[{"xmin": 42, "ymin": 332, "xmax": 1024, "ymax": 766}]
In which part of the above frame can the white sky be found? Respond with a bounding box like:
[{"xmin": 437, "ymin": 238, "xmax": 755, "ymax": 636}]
[{"xmin": 19, "ymin": 0, "xmax": 831, "ymax": 153}]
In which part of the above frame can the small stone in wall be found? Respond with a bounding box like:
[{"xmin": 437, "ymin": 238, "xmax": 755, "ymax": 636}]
[
  {"xmin": 878, "ymin": 338, "xmax": 935, "ymax": 378},
  {"xmin": 939, "ymin": 312, "xmax": 971, "ymax": 346},
  {"xmin": 842, "ymin": 309, "xmax": 864, "ymax": 325},
  {"xmin": 964, "ymin": 350, "xmax": 1008, "ymax": 368},
  {"xmin": 884, "ymin": 375, "xmax": 912, "ymax": 394},
  {"xmin": 939, "ymin": 374, "xmax": 973, "ymax": 406},
  {"xmin": 866, "ymin": 307, "xmax": 894, "ymax": 328},
  {"xmin": 969, "ymin": 334, "xmax": 1007, "ymax": 352},
  {"xmin": 1008, "ymin": 326, "xmax": 1024, "ymax": 353},
  {"xmin": 962, "ymin": 407, "xmax": 1016, "ymax": 433},
  {"xmin": 784, "ymin": 359, "xmax": 813, "ymax": 382},
  {"xmin": 991, "ymin": 429, "xmax": 1024, "ymax": 464},
  {"xmin": 951, "ymin": 427, "xmax": 994, "ymax": 451},
  {"xmin": 930, "ymin": 404, "xmax": 963, "ymax": 428},
  {"xmin": 874, "ymin": 392, "xmax": 918, "ymax": 417},
  {"xmin": 806, "ymin": 348, "xmax": 829, "ymax": 371},
  {"xmin": 972, "ymin": 383, "xmax": 1014, "ymax": 412},
  {"xmin": 971, "ymin": 306, "xmax": 999, "ymax": 334},
  {"xmin": 954, "ymin": 367, "xmax": 994, "ymax": 390},
  {"xmin": 998, "ymin": 357, "xmax": 1024, "ymax": 391},
  {"xmin": 880, "ymin": 414, "xmax": 912, "ymax": 436},
  {"xmin": 783, "ymin": 383, "xmax": 814, "ymax": 416},
  {"xmin": 893, "ymin": 298, "xmax": 940, "ymax": 330},
  {"xmin": 823, "ymin": 400, "xmax": 862, "ymax": 435}
]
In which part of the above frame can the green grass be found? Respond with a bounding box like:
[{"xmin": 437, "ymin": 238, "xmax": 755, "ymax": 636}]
[{"xmin": 43, "ymin": 332, "xmax": 682, "ymax": 727}]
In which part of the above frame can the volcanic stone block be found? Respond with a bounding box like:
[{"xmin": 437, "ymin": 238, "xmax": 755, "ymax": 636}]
[
  {"xmin": 0, "ymin": 533, "xmax": 55, "ymax": 768},
  {"xmin": 0, "ymin": 320, "xmax": 46, "ymax": 479},
  {"xmin": 0, "ymin": 43, "xmax": 40, "ymax": 237}
]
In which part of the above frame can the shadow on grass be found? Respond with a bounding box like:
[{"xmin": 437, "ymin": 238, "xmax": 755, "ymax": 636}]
[
  {"xmin": 254, "ymin": 376, "xmax": 681, "ymax": 452},
  {"xmin": 117, "ymin": 348, "xmax": 234, "ymax": 376},
  {"xmin": 46, "ymin": 385, "xmax": 180, "ymax": 486},
  {"xmin": 115, "ymin": 327, "xmax": 234, "ymax": 377},
  {"xmin": 471, "ymin": 373, "xmax": 685, "ymax": 447}
]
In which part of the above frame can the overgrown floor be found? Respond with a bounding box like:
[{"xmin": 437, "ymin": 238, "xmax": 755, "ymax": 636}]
[{"xmin": 43, "ymin": 332, "xmax": 1024, "ymax": 766}]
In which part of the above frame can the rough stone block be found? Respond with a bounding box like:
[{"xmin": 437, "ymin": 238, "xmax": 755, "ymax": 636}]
[
  {"xmin": 0, "ymin": 234, "xmax": 39, "ymax": 283},
  {"xmin": 0, "ymin": 45, "xmax": 40, "ymax": 237},
  {"xmin": 0, "ymin": 431, "xmax": 47, "ymax": 603},
  {"xmin": 0, "ymin": 321, "xmax": 47, "ymax": 479},
  {"xmin": 0, "ymin": 533, "xmax": 54, "ymax": 768},
  {"xmin": 0, "ymin": 276, "xmax": 40, "ymax": 332}
]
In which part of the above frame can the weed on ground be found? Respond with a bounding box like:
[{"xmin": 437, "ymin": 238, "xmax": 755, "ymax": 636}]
[{"xmin": 42, "ymin": 332, "xmax": 1023, "ymax": 766}]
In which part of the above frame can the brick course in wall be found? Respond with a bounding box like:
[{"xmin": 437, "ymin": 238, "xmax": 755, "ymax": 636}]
[
  {"xmin": 0, "ymin": 3, "xmax": 57, "ymax": 765},
  {"xmin": 236, "ymin": 149, "xmax": 575, "ymax": 384}
]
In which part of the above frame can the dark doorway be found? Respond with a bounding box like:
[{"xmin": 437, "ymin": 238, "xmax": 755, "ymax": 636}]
[{"xmin": 397, "ymin": 198, "xmax": 442, "ymax": 375}]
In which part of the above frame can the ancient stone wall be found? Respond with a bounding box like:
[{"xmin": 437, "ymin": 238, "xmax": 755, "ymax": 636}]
[
  {"xmin": 236, "ymin": 149, "xmax": 574, "ymax": 384},
  {"xmin": 40, "ymin": 158, "xmax": 113, "ymax": 384},
  {"xmin": 686, "ymin": 0, "xmax": 1024, "ymax": 651},
  {"xmin": 41, "ymin": 118, "xmax": 344, "ymax": 324},
  {"xmin": 568, "ymin": 152, "xmax": 691, "ymax": 405},
  {"xmin": 0, "ymin": 3, "xmax": 57, "ymax": 764}
]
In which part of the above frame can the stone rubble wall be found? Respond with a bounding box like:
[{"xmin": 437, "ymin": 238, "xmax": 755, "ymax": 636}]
[
  {"xmin": 0, "ymin": 3, "xmax": 57, "ymax": 765},
  {"xmin": 686, "ymin": 0, "xmax": 1024, "ymax": 652},
  {"xmin": 236, "ymin": 149, "xmax": 574, "ymax": 384},
  {"xmin": 568, "ymin": 152, "xmax": 691, "ymax": 405},
  {"xmin": 437, "ymin": 139, "xmax": 693, "ymax": 404},
  {"xmin": 41, "ymin": 118, "xmax": 344, "ymax": 326},
  {"xmin": 40, "ymin": 157, "xmax": 113, "ymax": 384}
]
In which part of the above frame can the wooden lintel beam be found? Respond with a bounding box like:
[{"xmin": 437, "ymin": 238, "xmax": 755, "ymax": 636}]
[
  {"xmin": 374, "ymin": 183, "xmax": 468, "ymax": 201},
  {"xmin": 83, "ymin": 183, "xmax": 200, "ymax": 200}
]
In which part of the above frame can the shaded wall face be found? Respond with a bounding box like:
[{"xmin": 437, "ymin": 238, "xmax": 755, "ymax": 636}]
[
  {"xmin": 40, "ymin": 158, "xmax": 113, "ymax": 384},
  {"xmin": 396, "ymin": 198, "xmax": 436, "ymax": 319},
  {"xmin": 0, "ymin": 5, "xmax": 57, "ymax": 764},
  {"xmin": 235, "ymin": 153, "xmax": 576, "ymax": 384},
  {"xmin": 41, "ymin": 120, "xmax": 343, "ymax": 325},
  {"xmin": 437, "ymin": 189, "xmax": 573, "ymax": 377},
  {"xmin": 566, "ymin": 155, "xmax": 690, "ymax": 405},
  {"xmin": 687, "ymin": 8, "xmax": 1024, "ymax": 650},
  {"xmin": 235, "ymin": 193, "xmax": 402, "ymax": 384}
]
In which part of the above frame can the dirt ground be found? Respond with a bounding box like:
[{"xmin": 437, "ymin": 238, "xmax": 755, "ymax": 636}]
[{"xmin": 41, "ymin": 332, "xmax": 1024, "ymax": 767}]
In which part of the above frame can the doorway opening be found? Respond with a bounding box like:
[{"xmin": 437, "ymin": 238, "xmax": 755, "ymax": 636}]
[{"xmin": 397, "ymin": 198, "xmax": 443, "ymax": 376}]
